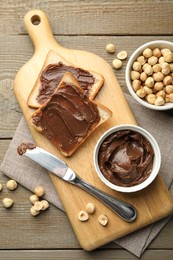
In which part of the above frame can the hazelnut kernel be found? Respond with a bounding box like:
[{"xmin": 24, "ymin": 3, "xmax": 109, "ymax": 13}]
[
  {"xmin": 6, "ymin": 180, "xmax": 17, "ymax": 191},
  {"xmin": 159, "ymin": 56, "xmax": 165, "ymax": 64},
  {"xmin": 153, "ymin": 64, "xmax": 161, "ymax": 73},
  {"xmin": 106, "ymin": 43, "xmax": 115, "ymax": 53},
  {"xmin": 163, "ymin": 75, "xmax": 172, "ymax": 86},
  {"xmin": 153, "ymin": 72, "xmax": 164, "ymax": 82},
  {"xmin": 164, "ymin": 52, "xmax": 173, "ymax": 63},
  {"xmin": 146, "ymin": 94, "xmax": 156, "ymax": 104},
  {"xmin": 154, "ymin": 96, "xmax": 165, "ymax": 106},
  {"xmin": 30, "ymin": 206, "xmax": 40, "ymax": 216},
  {"xmin": 140, "ymin": 72, "xmax": 147, "ymax": 81},
  {"xmin": 98, "ymin": 214, "xmax": 108, "ymax": 226},
  {"xmin": 117, "ymin": 50, "xmax": 127, "ymax": 60},
  {"xmin": 136, "ymin": 88, "xmax": 147, "ymax": 98},
  {"xmin": 143, "ymin": 48, "xmax": 152, "ymax": 58},
  {"xmin": 78, "ymin": 210, "xmax": 89, "ymax": 222},
  {"xmin": 165, "ymin": 85, "xmax": 173, "ymax": 94},
  {"xmin": 130, "ymin": 71, "xmax": 140, "ymax": 80},
  {"xmin": 33, "ymin": 201, "xmax": 44, "ymax": 211},
  {"xmin": 145, "ymin": 77, "xmax": 154, "ymax": 88},
  {"xmin": 132, "ymin": 61, "xmax": 141, "ymax": 72},
  {"xmin": 2, "ymin": 198, "xmax": 14, "ymax": 208},
  {"xmin": 144, "ymin": 65, "xmax": 153, "ymax": 76},
  {"xmin": 154, "ymin": 82, "xmax": 164, "ymax": 91},
  {"xmin": 34, "ymin": 186, "xmax": 45, "ymax": 197},
  {"xmin": 86, "ymin": 202, "xmax": 96, "ymax": 214},
  {"xmin": 168, "ymin": 93, "xmax": 173, "ymax": 102},
  {"xmin": 132, "ymin": 79, "xmax": 141, "ymax": 91},
  {"xmin": 137, "ymin": 56, "xmax": 146, "ymax": 65},
  {"xmin": 156, "ymin": 90, "xmax": 166, "ymax": 99},
  {"xmin": 161, "ymin": 48, "xmax": 172, "ymax": 56},
  {"xmin": 143, "ymin": 86, "xmax": 153, "ymax": 94},
  {"xmin": 40, "ymin": 200, "xmax": 49, "ymax": 211},
  {"xmin": 30, "ymin": 194, "xmax": 39, "ymax": 204},
  {"xmin": 148, "ymin": 56, "xmax": 158, "ymax": 65},
  {"xmin": 153, "ymin": 48, "xmax": 161, "ymax": 58},
  {"xmin": 112, "ymin": 59, "xmax": 122, "ymax": 69}
]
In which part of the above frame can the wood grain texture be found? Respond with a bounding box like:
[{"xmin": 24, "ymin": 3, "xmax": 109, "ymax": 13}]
[
  {"xmin": 0, "ymin": 0, "xmax": 173, "ymax": 35},
  {"xmin": 13, "ymin": 10, "xmax": 173, "ymax": 251}
]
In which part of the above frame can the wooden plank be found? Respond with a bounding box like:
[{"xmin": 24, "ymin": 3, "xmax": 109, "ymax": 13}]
[
  {"xmin": 0, "ymin": 249, "xmax": 173, "ymax": 260},
  {"xmin": 1, "ymin": 35, "xmax": 173, "ymax": 137},
  {"xmin": 0, "ymin": 1, "xmax": 173, "ymax": 35}
]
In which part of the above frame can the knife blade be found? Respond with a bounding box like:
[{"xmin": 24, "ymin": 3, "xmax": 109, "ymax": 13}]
[{"xmin": 19, "ymin": 144, "xmax": 137, "ymax": 222}]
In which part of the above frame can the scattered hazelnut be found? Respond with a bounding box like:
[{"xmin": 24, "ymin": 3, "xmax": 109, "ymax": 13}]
[
  {"xmin": 0, "ymin": 183, "xmax": 2, "ymax": 192},
  {"xmin": 112, "ymin": 59, "xmax": 122, "ymax": 69},
  {"xmin": 34, "ymin": 186, "xmax": 45, "ymax": 197},
  {"xmin": 117, "ymin": 50, "xmax": 127, "ymax": 60},
  {"xmin": 86, "ymin": 202, "xmax": 96, "ymax": 215},
  {"xmin": 2, "ymin": 198, "xmax": 14, "ymax": 208},
  {"xmin": 30, "ymin": 194, "xmax": 39, "ymax": 204},
  {"xmin": 106, "ymin": 43, "xmax": 115, "ymax": 53},
  {"xmin": 30, "ymin": 206, "xmax": 40, "ymax": 216},
  {"xmin": 33, "ymin": 201, "xmax": 44, "ymax": 211},
  {"xmin": 143, "ymin": 48, "xmax": 152, "ymax": 58},
  {"xmin": 98, "ymin": 214, "xmax": 108, "ymax": 226},
  {"xmin": 40, "ymin": 200, "xmax": 49, "ymax": 211},
  {"xmin": 78, "ymin": 210, "xmax": 89, "ymax": 222},
  {"xmin": 154, "ymin": 96, "xmax": 165, "ymax": 106},
  {"xmin": 6, "ymin": 180, "xmax": 18, "ymax": 191}
]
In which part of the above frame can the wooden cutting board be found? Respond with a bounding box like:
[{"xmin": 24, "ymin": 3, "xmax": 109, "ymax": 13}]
[{"xmin": 14, "ymin": 10, "xmax": 173, "ymax": 250}]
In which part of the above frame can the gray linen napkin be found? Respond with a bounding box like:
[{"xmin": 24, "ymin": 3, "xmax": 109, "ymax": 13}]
[{"xmin": 0, "ymin": 94, "xmax": 173, "ymax": 257}]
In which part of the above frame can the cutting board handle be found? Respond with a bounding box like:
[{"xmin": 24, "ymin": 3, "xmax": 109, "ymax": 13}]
[{"xmin": 24, "ymin": 10, "xmax": 59, "ymax": 52}]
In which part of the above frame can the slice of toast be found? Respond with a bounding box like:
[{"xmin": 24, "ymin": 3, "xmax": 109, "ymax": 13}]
[
  {"xmin": 30, "ymin": 72, "xmax": 112, "ymax": 157},
  {"xmin": 27, "ymin": 50, "xmax": 104, "ymax": 108}
]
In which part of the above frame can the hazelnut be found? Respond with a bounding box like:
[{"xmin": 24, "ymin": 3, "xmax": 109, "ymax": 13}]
[
  {"xmin": 154, "ymin": 96, "xmax": 165, "ymax": 106},
  {"xmin": 146, "ymin": 94, "xmax": 156, "ymax": 104},
  {"xmin": 165, "ymin": 85, "xmax": 173, "ymax": 94},
  {"xmin": 136, "ymin": 88, "xmax": 146, "ymax": 98},
  {"xmin": 137, "ymin": 55, "xmax": 146, "ymax": 65},
  {"xmin": 34, "ymin": 186, "xmax": 45, "ymax": 197},
  {"xmin": 145, "ymin": 77, "xmax": 154, "ymax": 88},
  {"xmin": 78, "ymin": 210, "xmax": 89, "ymax": 222},
  {"xmin": 161, "ymin": 48, "xmax": 172, "ymax": 56},
  {"xmin": 33, "ymin": 201, "xmax": 44, "ymax": 211},
  {"xmin": 163, "ymin": 75, "xmax": 172, "ymax": 86},
  {"xmin": 2, "ymin": 198, "xmax": 14, "ymax": 208},
  {"xmin": 0, "ymin": 183, "xmax": 3, "ymax": 192},
  {"xmin": 153, "ymin": 72, "xmax": 164, "ymax": 82},
  {"xmin": 143, "ymin": 48, "xmax": 152, "ymax": 58},
  {"xmin": 106, "ymin": 43, "xmax": 115, "ymax": 53},
  {"xmin": 143, "ymin": 86, "xmax": 153, "ymax": 94},
  {"xmin": 112, "ymin": 59, "xmax": 122, "ymax": 69},
  {"xmin": 140, "ymin": 72, "xmax": 147, "ymax": 81},
  {"xmin": 148, "ymin": 56, "xmax": 158, "ymax": 66},
  {"xmin": 159, "ymin": 56, "xmax": 165, "ymax": 64},
  {"xmin": 156, "ymin": 90, "xmax": 166, "ymax": 99},
  {"xmin": 30, "ymin": 206, "xmax": 40, "ymax": 216},
  {"xmin": 132, "ymin": 79, "xmax": 141, "ymax": 91},
  {"xmin": 117, "ymin": 50, "xmax": 127, "ymax": 60},
  {"xmin": 153, "ymin": 64, "xmax": 161, "ymax": 73},
  {"xmin": 132, "ymin": 61, "xmax": 141, "ymax": 72},
  {"xmin": 40, "ymin": 200, "xmax": 49, "ymax": 211},
  {"xmin": 164, "ymin": 52, "xmax": 173, "ymax": 63},
  {"xmin": 30, "ymin": 194, "xmax": 39, "ymax": 204},
  {"xmin": 86, "ymin": 202, "xmax": 96, "ymax": 214},
  {"xmin": 154, "ymin": 82, "xmax": 164, "ymax": 91},
  {"xmin": 153, "ymin": 48, "xmax": 161, "ymax": 58},
  {"xmin": 168, "ymin": 93, "xmax": 173, "ymax": 102},
  {"xmin": 6, "ymin": 180, "xmax": 18, "ymax": 191},
  {"xmin": 130, "ymin": 71, "xmax": 140, "ymax": 80},
  {"xmin": 98, "ymin": 214, "xmax": 108, "ymax": 226},
  {"xmin": 143, "ymin": 64, "xmax": 153, "ymax": 76}
]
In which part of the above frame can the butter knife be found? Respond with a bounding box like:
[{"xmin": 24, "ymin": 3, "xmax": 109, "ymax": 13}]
[{"xmin": 19, "ymin": 145, "xmax": 137, "ymax": 222}]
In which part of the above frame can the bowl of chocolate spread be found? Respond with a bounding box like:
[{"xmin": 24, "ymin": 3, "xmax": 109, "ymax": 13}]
[{"xmin": 94, "ymin": 124, "xmax": 161, "ymax": 192}]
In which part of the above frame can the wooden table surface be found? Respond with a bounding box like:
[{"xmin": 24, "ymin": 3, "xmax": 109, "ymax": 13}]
[{"xmin": 0, "ymin": 1, "xmax": 173, "ymax": 259}]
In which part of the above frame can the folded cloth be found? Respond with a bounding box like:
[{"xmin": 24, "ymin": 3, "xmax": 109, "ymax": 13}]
[{"xmin": 0, "ymin": 94, "xmax": 173, "ymax": 257}]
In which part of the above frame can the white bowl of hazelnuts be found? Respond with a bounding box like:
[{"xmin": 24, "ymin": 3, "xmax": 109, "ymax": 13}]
[{"xmin": 126, "ymin": 40, "xmax": 173, "ymax": 110}]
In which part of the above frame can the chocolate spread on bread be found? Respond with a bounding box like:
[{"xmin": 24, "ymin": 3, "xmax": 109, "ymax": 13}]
[
  {"xmin": 37, "ymin": 62, "xmax": 95, "ymax": 104},
  {"xmin": 98, "ymin": 130, "xmax": 154, "ymax": 187},
  {"xmin": 32, "ymin": 82, "xmax": 100, "ymax": 155},
  {"xmin": 17, "ymin": 143, "xmax": 36, "ymax": 155}
]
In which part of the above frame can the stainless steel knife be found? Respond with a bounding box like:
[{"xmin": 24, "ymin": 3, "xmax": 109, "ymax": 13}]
[{"xmin": 21, "ymin": 145, "xmax": 137, "ymax": 222}]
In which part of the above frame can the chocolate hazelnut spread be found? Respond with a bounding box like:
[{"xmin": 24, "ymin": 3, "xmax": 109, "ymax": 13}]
[
  {"xmin": 32, "ymin": 83, "xmax": 100, "ymax": 155},
  {"xmin": 17, "ymin": 143, "xmax": 36, "ymax": 155},
  {"xmin": 37, "ymin": 62, "xmax": 95, "ymax": 104},
  {"xmin": 98, "ymin": 130, "xmax": 154, "ymax": 187}
]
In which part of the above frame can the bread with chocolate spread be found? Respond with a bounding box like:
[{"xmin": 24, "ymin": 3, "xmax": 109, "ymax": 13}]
[
  {"xmin": 30, "ymin": 72, "xmax": 112, "ymax": 157},
  {"xmin": 27, "ymin": 50, "xmax": 104, "ymax": 108}
]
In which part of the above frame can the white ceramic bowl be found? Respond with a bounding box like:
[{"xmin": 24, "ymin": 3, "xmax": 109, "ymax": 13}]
[
  {"xmin": 94, "ymin": 124, "xmax": 161, "ymax": 193},
  {"xmin": 126, "ymin": 40, "xmax": 173, "ymax": 110}
]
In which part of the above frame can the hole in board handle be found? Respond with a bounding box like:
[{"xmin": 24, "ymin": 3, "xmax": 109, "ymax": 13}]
[{"xmin": 31, "ymin": 15, "xmax": 41, "ymax": 25}]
